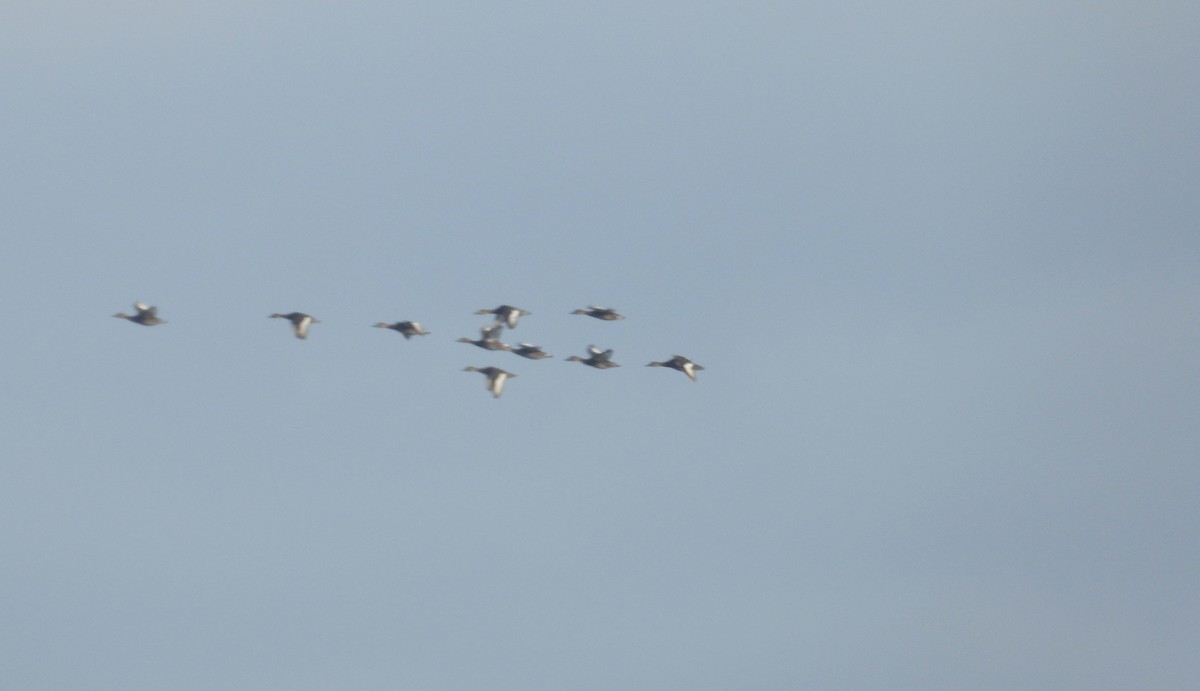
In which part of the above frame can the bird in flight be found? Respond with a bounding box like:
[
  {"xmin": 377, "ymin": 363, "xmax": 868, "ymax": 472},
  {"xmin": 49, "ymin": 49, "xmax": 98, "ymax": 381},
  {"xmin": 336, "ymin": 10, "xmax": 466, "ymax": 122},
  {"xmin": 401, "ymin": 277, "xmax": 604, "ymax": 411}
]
[
  {"xmin": 464, "ymin": 366, "xmax": 516, "ymax": 398},
  {"xmin": 476, "ymin": 305, "xmax": 531, "ymax": 329},
  {"xmin": 373, "ymin": 321, "xmax": 431, "ymax": 339},
  {"xmin": 113, "ymin": 301, "xmax": 165, "ymax": 326},
  {"xmin": 270, "ymin": 312, "xmax": 319, "ymax": 339},
  {"xmin": 571, "ymin": 305, "xmax": 624, "ymax": 321},
  {"xmin": 566, "ymin": 345, "xmax": 620, "ymax": 369},
  {"xmin": 647, "ymin": 355, "xmax": 704, "ymax": 381}
]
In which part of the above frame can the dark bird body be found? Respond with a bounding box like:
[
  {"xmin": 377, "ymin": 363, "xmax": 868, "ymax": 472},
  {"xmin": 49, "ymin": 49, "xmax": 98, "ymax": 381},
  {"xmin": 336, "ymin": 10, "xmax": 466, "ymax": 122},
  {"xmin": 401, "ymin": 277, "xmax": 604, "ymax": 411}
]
[
  {"xmin": 270, "ymin": 312, "xmax": 319, "ymax": 339},
  {"xmin": 571, "ymin": 305, "xmax": 624, "ymax": 321},
  {"xmin": 475, "ymin": 305, "xmax": 531, "ymax": 329},
  {"xmin": 566, "ymin": 345, "xmax": 620, "ymax": 369},
  {"xmin": 648, "ymin": 355, "xmax": 704, "ymax": 381},
  {"xmin": 113, "ymin": 301, "xmax": 165, "ymax": 326},
  {"xmin": 457, "ymin": 323, "xmax": 512, "ymax": 351},
  {"xmin": 464, "ymin": 366, "xmax": 516, "ymax": 398},
  {"xmin": 512, "ymin": 343, "xmax": 553, "ymax": 360},
  {"xmin": 374, "ymin": 321, "xmax": 430, "ymax": 339}
]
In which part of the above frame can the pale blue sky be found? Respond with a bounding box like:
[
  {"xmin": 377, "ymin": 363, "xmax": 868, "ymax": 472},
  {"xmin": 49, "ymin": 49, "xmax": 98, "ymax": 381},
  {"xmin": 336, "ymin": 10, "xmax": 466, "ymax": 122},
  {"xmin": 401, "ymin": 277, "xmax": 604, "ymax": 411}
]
[{"xmin": 2, "ymin": 2, "xmax": 1199, "ymax": 689}]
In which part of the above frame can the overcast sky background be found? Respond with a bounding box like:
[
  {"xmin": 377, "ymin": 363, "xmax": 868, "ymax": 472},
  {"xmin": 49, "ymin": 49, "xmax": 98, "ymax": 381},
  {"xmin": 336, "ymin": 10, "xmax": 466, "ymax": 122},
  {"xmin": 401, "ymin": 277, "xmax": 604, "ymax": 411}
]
[{"xmin": 2, "ymin": 1, "xmax": 1198, "ymax": 689}]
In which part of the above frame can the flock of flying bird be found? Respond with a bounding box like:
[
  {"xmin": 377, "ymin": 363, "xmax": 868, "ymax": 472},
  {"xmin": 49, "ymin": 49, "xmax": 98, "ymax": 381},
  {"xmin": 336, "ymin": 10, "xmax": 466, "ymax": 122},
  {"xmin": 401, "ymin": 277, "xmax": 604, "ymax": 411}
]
[{"xmin": 113, "ymin": 301, "xmax": 705, "ymax": 398}]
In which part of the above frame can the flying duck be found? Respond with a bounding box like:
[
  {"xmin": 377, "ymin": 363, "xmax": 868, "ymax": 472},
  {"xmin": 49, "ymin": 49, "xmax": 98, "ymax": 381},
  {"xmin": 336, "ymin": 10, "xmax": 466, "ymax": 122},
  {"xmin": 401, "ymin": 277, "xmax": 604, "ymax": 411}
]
[
  {"xmin": 457, "ymin": 323, "xmax": 512, "ymax": 351},
  {"xmin": 571, "ymin": 305, "xmax": 625, "ymax": 321},
  {"xmin": 475, "ymin": 305, "xmax": 531, "ymax": 329},
  {"xmin": 511, "ymin": 343, "xmax": 553, "ymax": 360},
  {"xmin": 464, "ymin": 366, "xmax": 516, "ymax": 398},
  {"xmin": 270, "ymin": 312, "xmax": 319, "ymax": 339},
  {"xmin": 113, "ymin": 301, "xmax": 165, "ymax": 326},
  {"xmin": 647, "ymin": 355, "xmax": 705, "ymax": 381},
  {"xmin": 373, "ymin": 321, "xmax": 430, "ymax": 339},
  {"xmin": 565, "ymin": 345, "xmax": 620, "ymax": 369}
]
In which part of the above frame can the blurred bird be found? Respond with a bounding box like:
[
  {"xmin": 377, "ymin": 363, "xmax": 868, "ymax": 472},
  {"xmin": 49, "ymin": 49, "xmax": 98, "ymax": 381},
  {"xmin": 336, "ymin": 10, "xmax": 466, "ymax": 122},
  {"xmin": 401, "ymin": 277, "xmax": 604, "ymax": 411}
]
[
  {"xmin": 270, "ymin": 312, "xmax": 319, "ymax": 339},
  {"xmin": 511, "ymin": 343, "xmax": 553, "ymax": 360},
  {"xmin": 113, "ymin": 301, "xmax": 165, "ymax": 326},
  {"xmin": 457, "ymin": 323, "xmax": 511, "ymax": 351},
  {"xmin": 565, "ymin": 345, "xmax": 620, "ymax": 369},
  {"xmin": 475, "ymin": 305, "xmax": 531, "ymax": 329},
  {"xmin": 571, "ymin": 305, "xmax": 624, "ymax": 321},
  {"xmin": 373, "ymin": 321, "xmax": 431, "ymax": 339},
  {"xmin": 647, "ymin": 355, "xmax": 704, "ymax": 381},
  {"xmin": 464, "ymin": 366, "xmax": 516, "ymax": 398}
]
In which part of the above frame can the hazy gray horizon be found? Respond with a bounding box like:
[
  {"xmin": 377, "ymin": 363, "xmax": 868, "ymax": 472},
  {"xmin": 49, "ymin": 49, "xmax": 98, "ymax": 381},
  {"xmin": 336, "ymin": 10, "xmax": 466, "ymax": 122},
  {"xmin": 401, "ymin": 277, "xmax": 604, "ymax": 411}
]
[{"xmin": 2, "ymin": 2, "xmax": 1198, "ymax": 689}]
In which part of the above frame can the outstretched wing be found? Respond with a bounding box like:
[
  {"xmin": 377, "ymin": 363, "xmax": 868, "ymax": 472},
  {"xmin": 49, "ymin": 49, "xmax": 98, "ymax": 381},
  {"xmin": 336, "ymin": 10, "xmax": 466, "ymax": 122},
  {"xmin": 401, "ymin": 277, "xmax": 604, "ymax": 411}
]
[
  {"xmin": 489, "ymin": 371, "xmax": 509, "ymax": 398},
  {"xmin": 481, "ymin": 323, "xmax": 503, "ymax": 340},
  {"xmin": 294, "ymin": 316, "xmax": 312, "ymax": 339}
]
